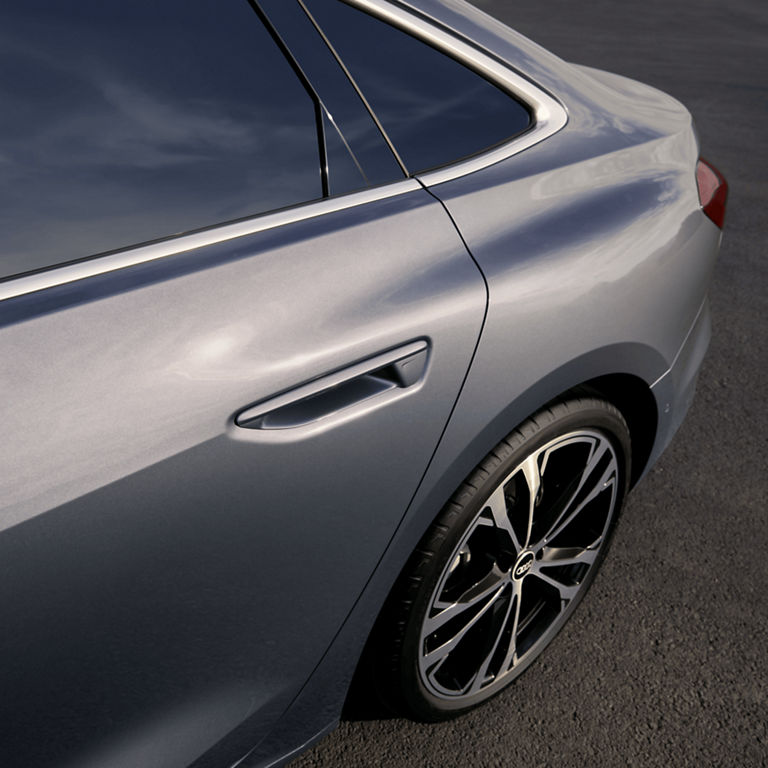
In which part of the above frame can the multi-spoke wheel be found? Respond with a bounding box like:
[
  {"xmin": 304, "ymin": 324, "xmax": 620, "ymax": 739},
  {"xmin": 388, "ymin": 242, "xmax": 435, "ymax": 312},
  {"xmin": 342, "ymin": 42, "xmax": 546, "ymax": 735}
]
[{"xmin": 375, "ymin": 395, "xmax": 631, "ymax": 720}]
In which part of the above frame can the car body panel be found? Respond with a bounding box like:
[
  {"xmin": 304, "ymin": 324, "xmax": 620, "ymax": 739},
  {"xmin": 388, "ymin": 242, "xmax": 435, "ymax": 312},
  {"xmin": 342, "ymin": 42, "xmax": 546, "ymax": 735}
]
[
  {"xmin": 225, "ymin": 3, "xmax": 724, "ymax": 766},
  {"xmin": 0, "ymin": 1, "xmax": 724, "ymax": 766},
  {"xmin": 0, "ymin": 187, "xmax": 487, "ymax": 767}
]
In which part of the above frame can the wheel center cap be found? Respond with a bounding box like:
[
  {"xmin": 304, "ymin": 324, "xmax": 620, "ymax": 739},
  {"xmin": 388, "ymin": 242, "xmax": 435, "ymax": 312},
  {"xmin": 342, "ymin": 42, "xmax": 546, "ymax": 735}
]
[{"xmin": 513, "ymin": 551, "xmax": 535, "ymax": 581}]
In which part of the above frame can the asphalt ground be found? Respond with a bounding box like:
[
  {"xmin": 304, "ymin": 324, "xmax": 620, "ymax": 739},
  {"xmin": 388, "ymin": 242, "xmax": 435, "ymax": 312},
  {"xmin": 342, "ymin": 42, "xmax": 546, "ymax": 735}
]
[{"xmin": 292, "ymin": 1, "xmax": 768, "ymax": 766}]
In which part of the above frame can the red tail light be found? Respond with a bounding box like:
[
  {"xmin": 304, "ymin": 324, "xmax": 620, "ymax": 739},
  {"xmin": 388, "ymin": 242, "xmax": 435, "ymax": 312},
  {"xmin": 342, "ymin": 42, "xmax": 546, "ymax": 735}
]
[{"xmin": 696, "ymin": 158, "xmax": 728, "ymax": 229}]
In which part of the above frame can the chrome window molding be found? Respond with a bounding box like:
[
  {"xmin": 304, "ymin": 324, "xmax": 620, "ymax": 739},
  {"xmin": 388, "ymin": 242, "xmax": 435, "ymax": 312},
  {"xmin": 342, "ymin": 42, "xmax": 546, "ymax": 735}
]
[
  {"xmin": 346, "ymin": 0, "xmax": 569, "ymax": 187},
  {"xmin": 1, "ymin": 0, "xmax": 568, "ymax": 303},
  {"xmin": 0, "ymin": 179, "xmax": 421, "ymax": 303}
]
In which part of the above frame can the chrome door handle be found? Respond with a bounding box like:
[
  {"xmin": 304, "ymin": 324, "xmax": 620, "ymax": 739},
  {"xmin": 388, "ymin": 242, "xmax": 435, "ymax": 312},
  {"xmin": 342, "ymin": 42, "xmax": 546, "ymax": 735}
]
[{"xmin": 235, "ymin": 340, "xmax": 429, "ymax": 430}]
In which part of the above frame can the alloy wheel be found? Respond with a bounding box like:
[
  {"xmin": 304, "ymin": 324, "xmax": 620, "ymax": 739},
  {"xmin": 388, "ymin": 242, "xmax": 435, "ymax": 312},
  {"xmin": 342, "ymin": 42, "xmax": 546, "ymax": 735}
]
[{"xmin": 418, "ymin": 429, "xmax": 620, "ymax": 699}]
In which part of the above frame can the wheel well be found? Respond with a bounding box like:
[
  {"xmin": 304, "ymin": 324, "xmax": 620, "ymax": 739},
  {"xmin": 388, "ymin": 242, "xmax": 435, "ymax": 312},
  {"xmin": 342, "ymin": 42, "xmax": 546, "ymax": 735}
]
[{"xmin": 571, "ymin": 373, "xmax": 658, "ymax": 488}]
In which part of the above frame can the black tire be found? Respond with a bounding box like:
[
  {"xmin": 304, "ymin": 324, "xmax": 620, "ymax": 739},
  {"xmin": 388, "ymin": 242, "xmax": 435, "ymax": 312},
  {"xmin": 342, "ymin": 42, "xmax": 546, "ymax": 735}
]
[{"xmin": 374, "ymin": 394, "xmax": 632, "ymax": 721}]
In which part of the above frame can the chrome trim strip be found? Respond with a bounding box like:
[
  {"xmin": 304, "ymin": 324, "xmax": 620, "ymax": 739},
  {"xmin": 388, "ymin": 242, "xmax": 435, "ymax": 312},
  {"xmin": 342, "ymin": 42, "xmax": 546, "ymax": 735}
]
[
  {"xmin": 2, "ymin": 1, "xmax": 567, "ymax": 302},
  {"xmin": 0, "ymin": 179, "xmax": 421, "ymax": 302},
  {"xmin": 347, "ymin": 0, "xmax": 568, "ymax": 187}
]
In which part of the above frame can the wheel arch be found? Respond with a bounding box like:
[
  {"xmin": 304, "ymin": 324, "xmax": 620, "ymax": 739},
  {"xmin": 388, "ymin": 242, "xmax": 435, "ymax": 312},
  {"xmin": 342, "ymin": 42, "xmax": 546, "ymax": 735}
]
[
  {"xmin": 570, "ymin": 372, "xmax": 658, "ymax": 488},
  {"xmin": 420, "ymin": 342, "xmax": 666, "ymax": 516}
]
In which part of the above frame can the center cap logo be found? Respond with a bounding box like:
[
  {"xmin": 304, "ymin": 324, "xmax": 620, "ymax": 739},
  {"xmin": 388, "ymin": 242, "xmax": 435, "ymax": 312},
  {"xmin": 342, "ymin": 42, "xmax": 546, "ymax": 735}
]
[{"xmin": 513, "ymin": 552, "xmax": 535, "ymax": 580}]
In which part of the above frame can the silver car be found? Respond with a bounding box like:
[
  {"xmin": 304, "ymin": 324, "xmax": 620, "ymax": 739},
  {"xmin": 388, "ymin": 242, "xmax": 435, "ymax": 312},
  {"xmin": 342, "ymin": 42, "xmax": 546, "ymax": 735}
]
[{"xmin": 0, "ymin": 0, "xmax": 726, "ymax": 766}]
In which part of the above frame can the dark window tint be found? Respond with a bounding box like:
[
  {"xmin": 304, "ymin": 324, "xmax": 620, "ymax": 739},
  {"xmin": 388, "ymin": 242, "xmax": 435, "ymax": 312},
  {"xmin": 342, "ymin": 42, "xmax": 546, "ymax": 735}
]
[
  {"xmin": 303, "ymin": 0, "xmax": 532, "ymax": 175},
  {"xmin": 322, "ymin": 113, "xmax": 371, "ymax": 195},
  {"xmin": 0, "ymin": 0, "xmax": 322, "ymax": 279},
  {"xmin": 259, "ymin": 0, "xmax": 404, "ymax": 193}
]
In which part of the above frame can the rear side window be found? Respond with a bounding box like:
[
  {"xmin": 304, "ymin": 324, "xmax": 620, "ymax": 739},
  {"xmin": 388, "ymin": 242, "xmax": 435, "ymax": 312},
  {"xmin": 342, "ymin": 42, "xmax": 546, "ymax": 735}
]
[
  {"xmin": 0, "ymin": 0, "xmax": 323, "ymax": 279},
  {"xmin": 303, "ymin": 0, "xmax": 532, "ymax": 175},
  {"xmin": 258, "ymin": 0, "xmax": 406, "ymax": 193}
]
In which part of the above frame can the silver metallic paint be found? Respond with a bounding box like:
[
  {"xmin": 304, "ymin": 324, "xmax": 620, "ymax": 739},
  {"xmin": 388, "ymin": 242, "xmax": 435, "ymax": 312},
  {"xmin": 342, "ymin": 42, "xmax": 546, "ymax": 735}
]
[
  {"xmin": 234, "ymin": 3, "xmax": 721, "ymax": 766},
  {"xmin": 0, "ymin": 180, "xmax": 422, "ymax": 302},
  {"xmin": 0, "ymin": 189, "xmax": 486, "ymax": 767},
  {"xmin": 0, "ymin": 0, "xmax": 723, "ymax": 766}
]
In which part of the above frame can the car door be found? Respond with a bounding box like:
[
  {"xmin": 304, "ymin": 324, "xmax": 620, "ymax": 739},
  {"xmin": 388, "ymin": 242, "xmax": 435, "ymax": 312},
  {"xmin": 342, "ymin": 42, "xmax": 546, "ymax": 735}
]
[{"xmin": 0, "ymin": 2, "xmax": 486, "ymax": 766}]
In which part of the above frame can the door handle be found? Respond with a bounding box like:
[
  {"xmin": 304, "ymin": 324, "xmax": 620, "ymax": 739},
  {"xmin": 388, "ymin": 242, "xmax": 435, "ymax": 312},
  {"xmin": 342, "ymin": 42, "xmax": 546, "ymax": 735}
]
[{"xmin": 235, "ymin": 340, "xmax": 429, "ymax": 430}]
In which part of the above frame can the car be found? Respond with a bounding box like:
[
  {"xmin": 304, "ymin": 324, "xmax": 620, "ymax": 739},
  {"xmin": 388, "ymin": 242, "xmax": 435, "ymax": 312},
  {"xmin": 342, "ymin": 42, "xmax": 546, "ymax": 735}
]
[{"xmin": 0, "ymin": 0, "xmax": 727, "ymax": 766}]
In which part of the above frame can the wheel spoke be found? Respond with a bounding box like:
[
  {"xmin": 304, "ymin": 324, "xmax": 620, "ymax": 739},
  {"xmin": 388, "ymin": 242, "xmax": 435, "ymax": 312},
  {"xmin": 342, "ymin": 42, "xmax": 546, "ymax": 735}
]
[
  {"xmin": 473, "ymin": 580, "xmax": 524, "ymax": 691},
  {"xmin": 500, "ymin": 581, "xmax": 523, "ymax": 673},
  {"xmin": 485, "ymin": 485, "xmax": 522, "ymax": 553},
  {"xmin": 538, "ymin": 545, "xmax": 600, "ymax": 568},
  {"xmin": 466, "ymin": 580, "xmax": 521, "ymax": 693},
  {"xmin": 421, "ymin": 582, "xmax": 507, "ymax": 670},
  {"xmin": 528, "ymin": 569, "xmax": 580, "ymax": 603},
  {"xmin": 520, "ymin": 454, "xmax": 541, "ymax": 548},
  {"xmin": 427, "ymin": 566, "xmax": 507, "ymax": 633},
  {"xmin": 542, "ymin": 442, "xmax": 617, "ymax": 544}
]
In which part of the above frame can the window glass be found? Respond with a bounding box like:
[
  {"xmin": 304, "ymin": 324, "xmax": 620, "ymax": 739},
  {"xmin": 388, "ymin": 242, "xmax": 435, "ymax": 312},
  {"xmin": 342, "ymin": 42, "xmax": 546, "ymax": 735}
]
[
  {"xmin": 259, "ymin": 0, "xmax": 404, "ymax": 191},
  {"xmin": 322, "ymin": 114, "xmax": 369, "ymax": 196},
  {"xmin": 303, "ymin": 0, "xmax": 532, "ymax": 175},
  {"xmin": 0, "ymin": 0, "xmax": 322, "ymax": 279}
]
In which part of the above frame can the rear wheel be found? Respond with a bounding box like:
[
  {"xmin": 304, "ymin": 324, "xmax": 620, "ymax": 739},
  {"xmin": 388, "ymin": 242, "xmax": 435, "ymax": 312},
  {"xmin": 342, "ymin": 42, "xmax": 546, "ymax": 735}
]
[{"xmin": 376, "ymin": 395, "xmax": 631, "ymax": 720}]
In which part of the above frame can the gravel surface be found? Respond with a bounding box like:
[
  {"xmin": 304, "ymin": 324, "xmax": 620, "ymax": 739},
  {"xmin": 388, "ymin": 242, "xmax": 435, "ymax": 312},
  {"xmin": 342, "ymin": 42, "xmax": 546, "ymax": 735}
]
[{"xmin": 292, "ymin": 1, "xmax": 768, "ymax": 766}]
